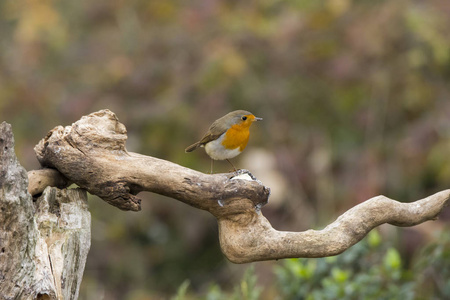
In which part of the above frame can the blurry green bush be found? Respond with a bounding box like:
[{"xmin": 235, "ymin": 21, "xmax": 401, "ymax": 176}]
[{"xmin": 173, "ymin": 230, "xmax": 450, "ymax": 300}]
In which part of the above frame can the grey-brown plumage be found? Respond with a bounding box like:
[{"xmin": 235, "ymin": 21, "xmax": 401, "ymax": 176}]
[{"xmin": 185, "ymin": 110, "xmax": 253, "ymax": 153}]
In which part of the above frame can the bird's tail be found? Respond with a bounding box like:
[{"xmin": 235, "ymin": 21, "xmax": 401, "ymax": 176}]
[{"xmin": 185, "ymin": 142, "xmax": 200, "ymax": 153}]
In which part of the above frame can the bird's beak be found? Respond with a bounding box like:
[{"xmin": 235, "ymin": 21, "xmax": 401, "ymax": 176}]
[{"xmin": 254, "ymin": 117, "xmax": 263, "ymax": 121}]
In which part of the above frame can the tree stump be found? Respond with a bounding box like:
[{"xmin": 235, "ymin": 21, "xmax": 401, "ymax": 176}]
[{"xmin": 0, "ymin": 122, "xmax": 90, "ymax": 300}]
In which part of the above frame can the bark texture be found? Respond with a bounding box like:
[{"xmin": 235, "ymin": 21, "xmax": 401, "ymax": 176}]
[
  {"xmin": 0, "ymin": 122, "xmax": 90, "ymax": 299},
  {"xmin": 32, "ymin": 110, "xmax": 450, "ymax": 263}
]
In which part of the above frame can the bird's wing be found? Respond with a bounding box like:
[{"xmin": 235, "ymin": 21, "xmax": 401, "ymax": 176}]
[
  {"xmin": 197, "ymin": 129, "xmax": 225, "ymax": 145},
  {"xmin": 200, "ymin": 118, "xmax": 229, "ymax": 143},
  {"xmin": 185, "ymin": 117, "xmax": 228, "ymax": 152}
]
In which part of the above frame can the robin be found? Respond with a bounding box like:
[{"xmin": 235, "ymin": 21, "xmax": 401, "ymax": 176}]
[{"xmin": 185, "ymin": 110, "xmax": 262, "ymax": 173}]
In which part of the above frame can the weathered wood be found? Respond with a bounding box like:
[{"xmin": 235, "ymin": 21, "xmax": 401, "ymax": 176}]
[
  {"xmin": 0, "ymin": 122, "xmax": 90, "ymax": 299},
  {"xmin": 33, "ymin": 110, "xmax": 450, "ymax": 263},
  {"xmin": 218, "ymin": 191, "xmax": 450, "ymax": 262},
  {"xmin": 28, "ymin": 168, "xmax": 71, "ymax": 196}
]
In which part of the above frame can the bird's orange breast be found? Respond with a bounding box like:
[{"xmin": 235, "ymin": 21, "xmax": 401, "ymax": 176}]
[{"xmin": 221, "ymin": 124, "xmax": 250, "ymax": 151}]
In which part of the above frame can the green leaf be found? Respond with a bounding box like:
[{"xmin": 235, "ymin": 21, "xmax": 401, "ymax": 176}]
[
  {"xmin": 171, "ymin": 280, "xmax": 190, "ymax": 300},
  {"xmin": 384, "ymin": 248, "xmax": 402, "ymax": 270},
  {"xmin": 367, "ymin": 230, "xmax": 382, "ymax": 248},
  {"xmin": 331, "ymin": 267, "xmax": 350, "ymax": 283}
]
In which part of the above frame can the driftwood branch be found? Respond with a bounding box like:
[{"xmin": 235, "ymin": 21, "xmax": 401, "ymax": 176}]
[
  {"xmin": 28, "ymin": 168, "xmax": 71, "ymax": 196},
  {"xmin": 32, "ymin": 110, "xmax": 450, "ymax": 263},
  {"xmin": 219, "ymin": 191, "xmax": 450, "ymax": 262},
  {"xmin": 0, "ymin": 122, "xmax": 90, "ymax": 299}
]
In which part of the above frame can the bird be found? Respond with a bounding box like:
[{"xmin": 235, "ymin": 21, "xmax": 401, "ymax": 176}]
[{"xmin": 185, "ymin": 110, "xmax": 262, "ymax": 173}]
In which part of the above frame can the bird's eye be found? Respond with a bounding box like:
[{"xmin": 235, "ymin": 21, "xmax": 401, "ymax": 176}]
[{"xmin": 242, "ymin": 116, "xmax": 247, "ymax": 121}]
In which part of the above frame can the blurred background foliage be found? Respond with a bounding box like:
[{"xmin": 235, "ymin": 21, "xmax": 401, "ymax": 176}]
[{"xmin": 1, "ymin": 0, "xmax": 450, "ymax": 299}]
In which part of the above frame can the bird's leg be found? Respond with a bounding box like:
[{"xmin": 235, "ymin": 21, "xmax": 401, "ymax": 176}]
[
  {"xmin": 210, "ymin": 159, "xmax": 214, "ymax": 174},
  {"xmin": 226, "ymin": 159, "xmax": 237, "ymax": 172}
]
